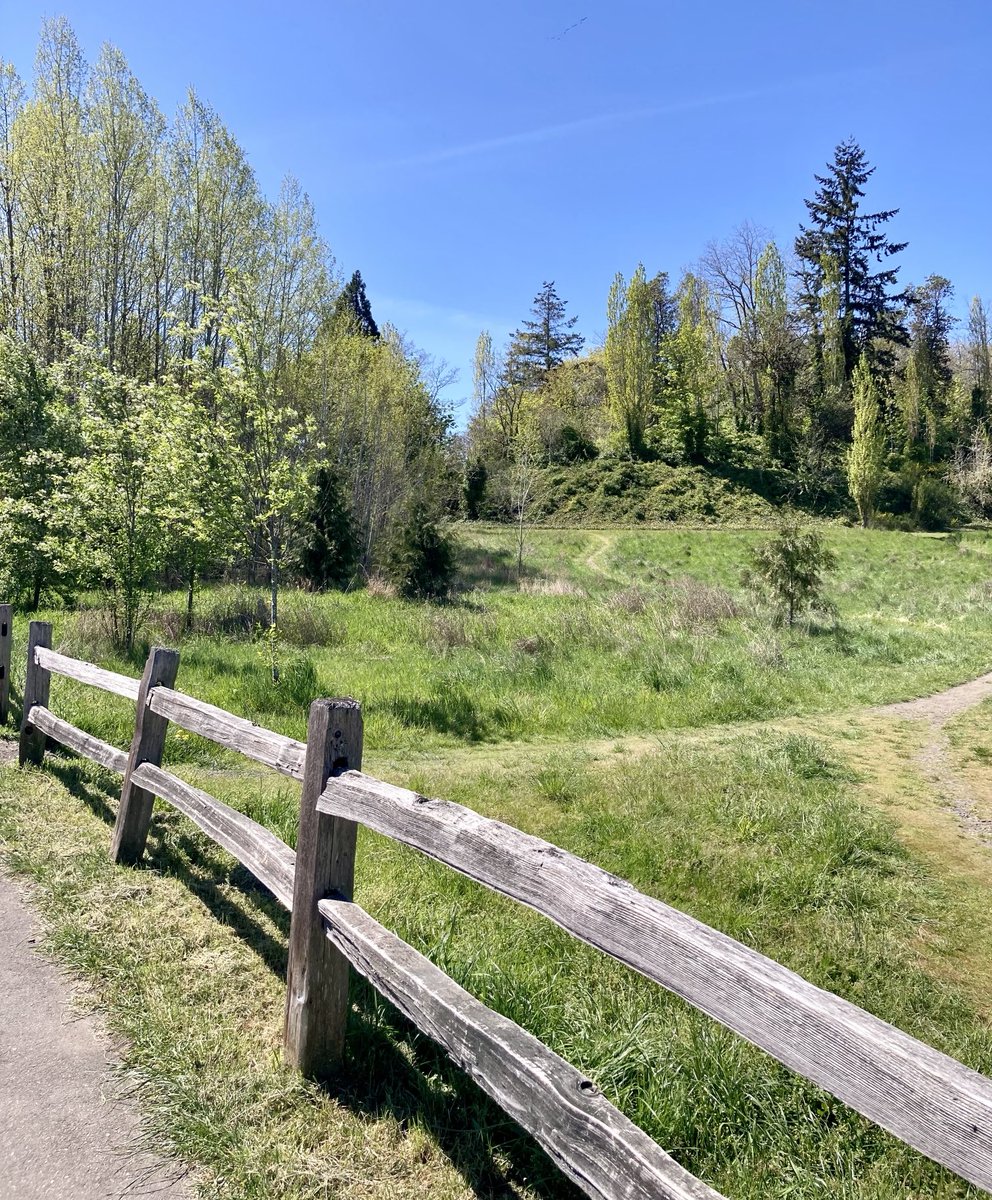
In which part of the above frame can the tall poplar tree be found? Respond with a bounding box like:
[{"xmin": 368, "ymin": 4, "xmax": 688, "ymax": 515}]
[
  {"xmin": 848, "ymin": 356, "xmax": 885, "ymax": 527},
  {"xmin": 967, "ymin": 296, "xmax": 992, "ymax": 426},
  {"xmin": 753, "ymin": 241, "xmax": 798, "ymax": 457},
  {"xmin": 899, "ymin": 275, "xmax": 954, "ymax": 458},
  {"xmin": 0, "ymin": 61, "xmax": 24, "ymax": 335},
  {"xmin": 605, "ymin": 264, "xmax": 655, "ymax": 458}
]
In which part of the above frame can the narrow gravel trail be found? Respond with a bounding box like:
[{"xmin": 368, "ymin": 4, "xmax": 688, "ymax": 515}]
[
  {"xmin": 875, "ymin": 670, "xmax": 992, "ymax": 725},
  {"xmin": 582, "ymin": 531, "xmax": 617, "ymax": 578},
  {"xmin": 876, "ymin": 672, "xmax": 992, "ymax": 845}
]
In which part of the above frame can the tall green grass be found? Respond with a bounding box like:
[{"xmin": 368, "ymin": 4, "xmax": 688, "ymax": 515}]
[
  {"xmin": 3, "ymin": 723, "xmax": 989, "ymax": 1197},
  {"xmin": 13, "ymin": 526, "xmax": 992, "ymax": 761},
  {"xmin": 3, "ymin": 525, "xmax": 992, "ymax": 1196}
]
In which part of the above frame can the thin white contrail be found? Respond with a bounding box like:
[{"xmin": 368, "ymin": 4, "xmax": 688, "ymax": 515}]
[{"xmin": 365, "ymin": 72, "xmax": 864, "ymax": 172}]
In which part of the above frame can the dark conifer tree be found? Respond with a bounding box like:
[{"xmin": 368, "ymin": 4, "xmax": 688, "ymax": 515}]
[
  {"xmin": 386, "ymin": 495, "xmax": 455, "ymax": 600},
  {"xmin": 506, "ymin": 281, "xmax": 584, "ymax": 387},
  {"xmin": 294, "ymin": 466, "xmax": 358, "ymax": 589},
  {"xmin": 333, "ymin": 270, "xmax": 379, "ymax": 339},
  {"xmin": 795, "ymin": 139, "xmax": 908, "ymax": 379},
  {"xmin": 463, "ymin": 457, "xmax": 487, "ymax": 519}
]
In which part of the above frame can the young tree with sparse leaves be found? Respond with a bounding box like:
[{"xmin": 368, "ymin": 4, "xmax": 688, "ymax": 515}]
[{"xmin": 745, "ymin": 521, "xmax": 837, "ymax": 628}]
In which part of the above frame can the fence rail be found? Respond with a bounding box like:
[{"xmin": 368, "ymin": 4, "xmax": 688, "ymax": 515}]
[{"xmin": 7, "ymin": 611, "xmax": 992, "ymax": 1199}]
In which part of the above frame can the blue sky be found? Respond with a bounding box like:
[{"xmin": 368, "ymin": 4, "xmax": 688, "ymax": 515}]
[{"xmin": 4, "ymin": 2, "xmax": 991, "ymax": 422}]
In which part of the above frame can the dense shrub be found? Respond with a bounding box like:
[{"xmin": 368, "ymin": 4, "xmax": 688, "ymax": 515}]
[
  {"xmin": 385, "ymin": 498, "xmax": 456, "ymax": 600},
  {"xmin": 463, "ymin": 457, "xmax": 488, "ymax": 519},
  {"xmin": 526, "ymin": 460, "xmax": 780, "ymax": 526},
  {"xmin": 293, "ymin": 466, "xmax": 358, "ymax": 590}
]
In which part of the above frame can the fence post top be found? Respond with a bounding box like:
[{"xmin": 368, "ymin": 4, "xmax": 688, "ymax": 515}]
[
  {"xmin": 309, "ymin": 697, "xmax": 362, "ymax": 715},
  {"xmin": 144, "ymin": 645, "xmax": 180, "ymax": 668},
  {"xmin": 307, "ymin": 698, "xmax": 363, "ymax": 775}
]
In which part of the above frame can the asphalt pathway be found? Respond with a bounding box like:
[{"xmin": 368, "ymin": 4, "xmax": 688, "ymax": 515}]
[{"xmin": 0, "ymin": 872, "xmax": 192, "ymax": 1199}]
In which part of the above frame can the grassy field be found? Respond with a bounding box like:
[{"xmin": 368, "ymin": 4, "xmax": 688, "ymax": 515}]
[{"xmin": 3, "ymin": 524, "xmax": 992, "ymax": 1198}]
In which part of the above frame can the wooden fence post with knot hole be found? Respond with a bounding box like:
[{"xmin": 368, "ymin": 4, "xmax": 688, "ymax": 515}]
[
  {"xmin": 284, "ymin": 697, "xmax": 363, "ymax": 1077},
  {"xmin": 18, "ymin": 621, "xmax": 51, "ymax": 766},
  {"xmin": 0, "ymin": 604, "xmax": 11, "ymax": 726},
  {"xmin": 110, "ymin": 645, "xmax": 181, "ymax": 865}
]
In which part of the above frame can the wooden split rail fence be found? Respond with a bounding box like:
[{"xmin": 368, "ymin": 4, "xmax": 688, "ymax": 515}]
[{"xmin": 6, "ymin": 613, "xmax": 992, "ymax": 1199}]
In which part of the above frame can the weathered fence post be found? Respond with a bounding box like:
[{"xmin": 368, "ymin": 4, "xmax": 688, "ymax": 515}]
[
  {"xmin": 0, "ymin": 603, "xmax": 11, "ymax": 725},
  {"xmin": 110, "ymin": 646, "xmax": 180, "ymax": 865},
  {"xmin": 284, "ymin": 697, "xmax": 362, "ymax": 1076},
  {"xmin": 18, "ymin": 621, "xmax": 51, "ymax": 766}
]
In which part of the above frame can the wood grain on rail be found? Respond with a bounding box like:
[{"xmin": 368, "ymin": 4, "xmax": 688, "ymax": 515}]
[
  {"xmin": 319, "ymin": 896, "xmax": 724, "ymax": 1200},
  {"xmin": 318, "ymin": 770, "xmax": 992, "ymax": 1192}
]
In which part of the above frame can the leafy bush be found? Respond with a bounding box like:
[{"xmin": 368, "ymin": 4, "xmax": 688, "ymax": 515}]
[
  {"xmin": 912, "ymin": 474, "xmax": 960, "ymax": 531},
  {"xmin": 952, "ymin": 434, "xmax": 992, "ymax": 519}
]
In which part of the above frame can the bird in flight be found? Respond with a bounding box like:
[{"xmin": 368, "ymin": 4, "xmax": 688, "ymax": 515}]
[{"xmin": 550, "ymin": 15, "xmax": 588, "ymax": 40}]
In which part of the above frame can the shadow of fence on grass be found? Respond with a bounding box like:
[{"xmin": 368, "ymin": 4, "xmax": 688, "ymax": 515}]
[{"xmin": 38, "ymin": 750, "xmax": 579, "ymax": 1200}]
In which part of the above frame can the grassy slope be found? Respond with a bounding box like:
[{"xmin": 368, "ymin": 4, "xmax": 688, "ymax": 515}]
[{"xmin": 2, "ymin": 525, "xmax": 992, "ymax": 1198}]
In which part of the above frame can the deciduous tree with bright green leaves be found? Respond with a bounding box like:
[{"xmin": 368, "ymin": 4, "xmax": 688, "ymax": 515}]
[
  {"xmin": 848, "ymin": 355, "xmax": 886, "ymax": 527},
  {"xmin": 61, "ymin": 352, "xmax": 174, "ymax": 652},
  {"xmin": 605, "ymin": 264, "xmax": 655, "ymax": 459},
  {"xmin": 0, "ymin": 335, "xmax": 78, "ymax": 608}
]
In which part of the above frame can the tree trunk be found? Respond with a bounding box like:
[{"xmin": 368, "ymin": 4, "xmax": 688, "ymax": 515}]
[
  {"xmin": 269, "ymin": 518, "xmax": 280, "ymax": 682},
  {"xmin": 185, "ymin": 571, "xmax": 195, "ymax": 633}
]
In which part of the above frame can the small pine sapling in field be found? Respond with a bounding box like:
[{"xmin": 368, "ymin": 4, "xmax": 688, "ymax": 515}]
[
  {"xmin": 386, "ymin": 496, "xmax": 456, "ymax": 600},
  {"xmin": 744, "ymin": 521, "xmax": 837, "ymax": 628}
]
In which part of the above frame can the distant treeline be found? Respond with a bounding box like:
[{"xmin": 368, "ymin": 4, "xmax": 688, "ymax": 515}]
[
  {"xmin": 465, "ymin": 145, "xmax": 992, "ymax": 533},
  {"xmin": 2, "ymin": 20, "xmax": 991, "ymax": 653}
]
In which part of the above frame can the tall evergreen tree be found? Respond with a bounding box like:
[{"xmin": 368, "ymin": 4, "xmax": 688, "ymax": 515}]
[
  {"xmin": 333, "ymin": 269, "xmax": 379, "ymax": 339},
  {"xmin": 795, "ymin": 139, "xmax": 908, "ymax": 380},
  {"xmin": 507, "ymin": 281, "xmax": 583, "ymax": 387}
]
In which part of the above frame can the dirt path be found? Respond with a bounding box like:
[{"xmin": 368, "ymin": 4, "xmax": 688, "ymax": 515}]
[
  {"xmin": 875, "ymin": 670, "xmax": 992, "ymax": 725},
  {"xmin": 875, "ymin": 674, "xmax": 992, "ymax": 845},
  {"xmin": 418, "ymin": 669, "xmax": 992, "ymax": 850},
  {"xmin": 582, "ymin": 531, "xmax": 617, "ymax": 578}
]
